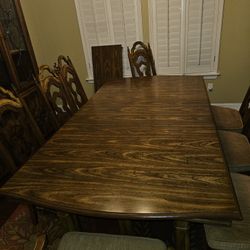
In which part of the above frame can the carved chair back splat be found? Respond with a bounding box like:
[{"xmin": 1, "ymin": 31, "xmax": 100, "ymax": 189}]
[
  {"xmin": 55, "ymin": 55, "xmax": 88, "ymax": 111},
  {"xmin": 127, "ymin": 41, "xmax": 156, "ymax": 78},
  {"xmin": 38, "ymin": 65, "xmax": 73, "ymax": 128}
]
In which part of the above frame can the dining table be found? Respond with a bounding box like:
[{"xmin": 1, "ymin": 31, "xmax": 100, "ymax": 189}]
[{"xmin": 0, "ymin": 76, "xmax": 241, "ymax": 250}]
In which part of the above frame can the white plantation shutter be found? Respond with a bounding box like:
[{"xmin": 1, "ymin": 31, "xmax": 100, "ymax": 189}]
[
  {"xmin": 109, "ymin": 0, "xmax": 142, "ymax": 76},
  {"xmin": 74, "ymin": 0, "xmax": 142, "ymax": 78},
  {"xmin": 74, "ymin": 0, "xmax": 111, "ymax": 77},
  {"xmin": 185, "ymin": 0, "xmax": 222, "ymax": 74},
  {"xmin": 149, "ymin": 0, "xmax": 183, "ymax": 75},
  {"xmin": 148, "ymin": 0, "xmax": 224, "ymax": 75}
]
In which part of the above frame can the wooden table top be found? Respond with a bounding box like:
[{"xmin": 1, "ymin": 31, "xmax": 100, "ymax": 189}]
[{"xmin": 0, "ymin": 76, "xmax": 241, "ymax": 220}]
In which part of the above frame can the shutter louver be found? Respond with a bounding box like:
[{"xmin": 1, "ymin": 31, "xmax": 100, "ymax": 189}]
[
  {"xmin": 149, "ymin": 0, "xmax": 183, "ymax": 75},
  {"xmin": 185, "ymin": 0, "xmax": 218, "ymax": 74},
  {"xmin": 109, "ymin": 0, "xmax": 142, "ymax": 76},
  {"xmin": 74, "ymin": 0, "xmax": 111, "ymax": 77},
  {"xmin": 93, "ymin": 0, "xmax": 111, "ymax": 44}
]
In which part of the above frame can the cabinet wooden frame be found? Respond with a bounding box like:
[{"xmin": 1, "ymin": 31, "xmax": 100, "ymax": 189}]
[
  {"xmin": 0, "ymin": 0, "xmax": 55, "ymax": 140},
  {"xmin": 0, "ymin": 0, "xmax": 38, "ymax": 92}
]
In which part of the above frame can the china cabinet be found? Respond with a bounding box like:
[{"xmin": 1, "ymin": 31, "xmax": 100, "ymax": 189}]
[{"xmin": 0, "ymin": 0, "xmax": 55, "ymax": 142}]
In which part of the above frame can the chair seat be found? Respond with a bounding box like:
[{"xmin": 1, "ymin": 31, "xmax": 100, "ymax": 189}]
[
  {"xmin": 218, "ymin": 131, "xmax": 250, "ymax": 172},
  {"xmin": 211, "ymin": 106, "xmax": 243, "ymax": 132},
  {"xmin": 57, "ymin": 232, "xmax": 167, "ymax": 250},
  {"xmin": 205, "ymin": 173, "xmax": 250, "ymax": 250}
]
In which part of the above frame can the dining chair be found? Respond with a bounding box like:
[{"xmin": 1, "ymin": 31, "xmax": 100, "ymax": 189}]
[
  {"xmin": 0, "ymin": 86, "xmax": 40, "ymax": 168},
  {"xmin": 211, "ymin": 85, "xmax": 250, "ymax": 132},
  {"xmin": 0, "ymin": 85, "xmax": 77, "ymax": 228},
  {"xmin": 218, "ymin": 113, "xmax": 250, "ymax": 173},
  {"xmin": 55, "ymin": 55, "xmax": 88, "ymax": 110},
  {"xmin": 127, "ymin": 41, "xmax": 156, "ymax": 78},
  {"xmin": 204, "ymin": 173, "xmax": 250, "ymax": 250},
  {"xmin": 219, "ymin": 130, "xmax": 250, "ymax": 173},
  {"xmin": 92, "ymin": 45, "xmax": 123, "ymax": 92},
  {"xmin": 0, "ymin": 85, "xmax": 59, "ymax": 226},
  {"xmin": 38, "ymin": 64, "xmax": 74, "ymax": 128},
  {"xmin": 33, "ymin": 232, "xmax": 167, "ymax": 250}
]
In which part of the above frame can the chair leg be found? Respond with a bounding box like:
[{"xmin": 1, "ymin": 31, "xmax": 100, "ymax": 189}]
[
  {"xmin": 70, "ymin": 214, "xmax": 81, "ymax": 231},
  {"xmin": 29, "ymin": 204, "xmax": 38, "ymax": 225},
  {"xmin": 174, "ymin": 220, "xmax": 190, "ymax": 250}
]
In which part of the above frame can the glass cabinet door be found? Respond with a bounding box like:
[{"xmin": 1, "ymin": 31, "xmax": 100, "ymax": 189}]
[{"xmin": 0, "ymin": 0, "xmax": 35, "ymax": 89}]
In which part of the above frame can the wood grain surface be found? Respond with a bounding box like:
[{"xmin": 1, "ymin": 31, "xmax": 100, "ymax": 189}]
[{"xmin": 0, "ymin": 76, "xmax": 241, "ymax": 220}]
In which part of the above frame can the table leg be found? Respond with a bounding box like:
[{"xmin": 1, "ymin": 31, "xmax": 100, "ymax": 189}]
[
  {"xmin": 28, "ymin": 204, "xmax": 38, "ymax": 225},
  {"xmin": 118, "ymin": 219, "xmax": 132, "ymax": 235},
  {"xmin": 174, "ymin": 220, "xmax": 190, "ymax": 250}
]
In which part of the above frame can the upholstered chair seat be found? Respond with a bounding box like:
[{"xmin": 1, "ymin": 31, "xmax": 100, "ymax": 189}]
[
  {"xmin": 205, "ymin": 173, "xmax": 250, "ymax": 250},
  {"xmin": 57, "ymin": 232, "xmax": 167, "ymax": 250},
  {"xmin": 211, "ymin": 106, "xmax": 243, "ymax": 132},
  {"xmin": 211, "ymin": 85, "xmax": 250, "ymax": 132},
  {"xmin": 218, "ymin": 131, "xmax": 250, "ymax": 173}
]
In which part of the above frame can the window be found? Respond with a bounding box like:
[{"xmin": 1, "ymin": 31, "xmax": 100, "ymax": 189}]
[
  {"xmin": 74, "ymin": 0, "xmax": 143, "ymax": 78},
  {"xmin": 148, "ymin": 0, "xmax": 224, "ymax": 76}
]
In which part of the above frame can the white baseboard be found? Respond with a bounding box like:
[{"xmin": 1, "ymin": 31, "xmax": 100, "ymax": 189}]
[{"xmin": 212, "ymin": 103, "xmax": 241, "ymax": 111}]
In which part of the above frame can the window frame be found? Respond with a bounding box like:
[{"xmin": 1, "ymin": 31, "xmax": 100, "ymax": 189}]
[
  {"xmin": 74, "ymin": 0, "xmax": 143, "ymax": 79},
  {"xmin": 148, "ymin": 0, "xmax": 224, "ymax": 76}
]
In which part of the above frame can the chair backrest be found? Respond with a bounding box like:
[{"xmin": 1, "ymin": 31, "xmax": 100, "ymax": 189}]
[
  {"xmin": 242, "ymin": 112, "xmax": 250, "ymax": 142},
  {"xmin": 92, "ymin": 45, "xmax": 123, "ymax": 92},
  {"xmin": 55, "ymin": 55, "xmax": 88, "ymax": 110},
  {"xmin": 38, "ymin": 65, "xmax": 73, "ymax": 128},
  {"xmin": 127, "ymin": 41, "xmax": 156, "ymax": 78},
  {"xmin": 0, "ymin": 87, "xmax": 40, "ymax": 168},
  {"xmin": 239, "ymin": 85, "xmax": 250, "ymax": 125}
]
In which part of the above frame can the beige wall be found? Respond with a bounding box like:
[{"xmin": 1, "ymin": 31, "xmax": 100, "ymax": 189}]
[
  {"xmin": 20, "ymin": 0, "xmax": 94, "ymax": 98},
  {"xmin": 141, "ymin": 0, "xmax": 149, "ymax": 43},
  {"xmin": 21, "ymin": 0, "xmax": 250, "ymax": 103},
  {"xmin": 208, "ymin": 0, "xmax": 250, "ymax": 103}
]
